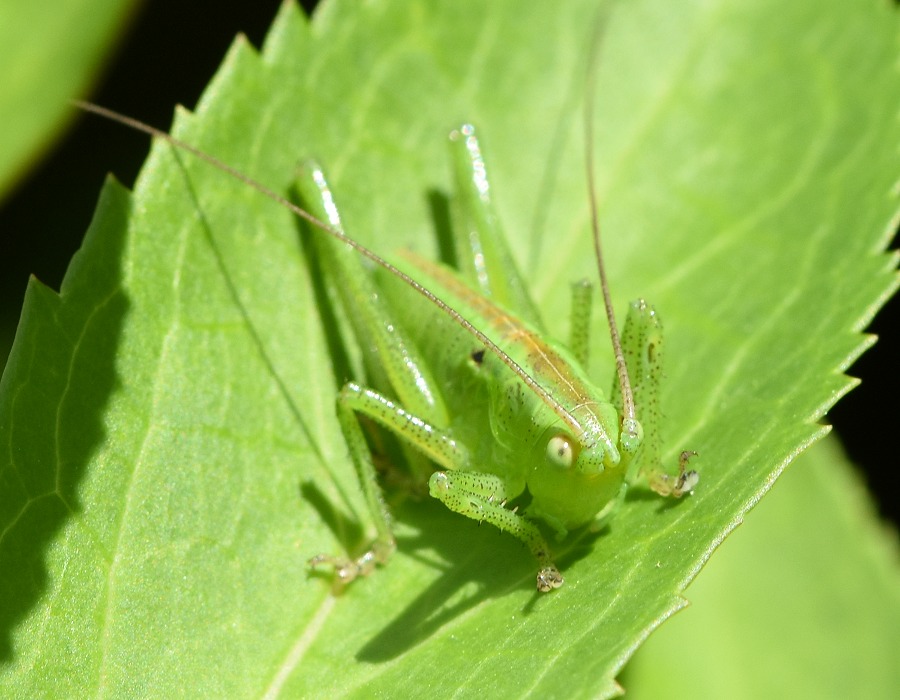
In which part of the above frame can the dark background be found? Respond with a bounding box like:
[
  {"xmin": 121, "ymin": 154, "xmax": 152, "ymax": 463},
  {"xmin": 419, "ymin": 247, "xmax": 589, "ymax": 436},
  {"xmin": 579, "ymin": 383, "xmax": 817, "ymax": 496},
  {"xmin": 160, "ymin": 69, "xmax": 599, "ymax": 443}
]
[{"xmin": 1, "ymin": 0, "xmax": 896, "ymax": 527}]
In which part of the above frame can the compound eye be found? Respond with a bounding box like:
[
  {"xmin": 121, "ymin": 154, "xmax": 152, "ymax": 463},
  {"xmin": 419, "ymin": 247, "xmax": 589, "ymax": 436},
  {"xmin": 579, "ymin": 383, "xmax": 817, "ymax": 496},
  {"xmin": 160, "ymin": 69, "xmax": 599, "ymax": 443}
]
[{"xmin": 546, "ymin": 435, "xmax": 574, "ymax": 469}]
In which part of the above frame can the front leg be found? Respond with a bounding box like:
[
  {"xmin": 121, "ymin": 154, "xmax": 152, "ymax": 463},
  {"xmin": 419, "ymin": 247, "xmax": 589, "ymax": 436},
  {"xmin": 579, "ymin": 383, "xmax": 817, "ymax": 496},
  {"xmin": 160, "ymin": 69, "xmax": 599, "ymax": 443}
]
[
  {"xmin": 617, "ymin": 299, "xmax": 699, "ymax": 496},
  {"xmin": 428, "ymin": 470, "xmax": 563, "ymax": 592}
]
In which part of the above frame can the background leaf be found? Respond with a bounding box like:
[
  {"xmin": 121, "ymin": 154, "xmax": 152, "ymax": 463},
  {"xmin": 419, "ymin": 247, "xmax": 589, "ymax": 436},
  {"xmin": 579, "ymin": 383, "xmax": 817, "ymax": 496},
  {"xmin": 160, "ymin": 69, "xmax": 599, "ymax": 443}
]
[
  {"xmin": 1, "ymin": 0, "xmax": 897, "ymax": 697},
  {"xmin": 0, "ymin": 0, "xmax": 138, "ymax": 199},
  {"xmin": 623, "ymin": 435, "xmax": 900, "ymax": 698}
]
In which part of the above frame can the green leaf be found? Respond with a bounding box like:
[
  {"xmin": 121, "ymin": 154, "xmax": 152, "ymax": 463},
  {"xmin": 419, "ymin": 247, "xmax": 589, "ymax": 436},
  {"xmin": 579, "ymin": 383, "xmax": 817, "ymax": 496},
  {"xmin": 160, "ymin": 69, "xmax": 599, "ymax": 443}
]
[
  {"xmin": 0, "ymin": 0, "xmax": 139, "ymax": 199},
  {"xmin": 622, "ymin": 435, "xmax": 900, "ymax": 698},
  {"xmin": 1, "ymin": 0, "xmax": 897, "ymax": 697}
]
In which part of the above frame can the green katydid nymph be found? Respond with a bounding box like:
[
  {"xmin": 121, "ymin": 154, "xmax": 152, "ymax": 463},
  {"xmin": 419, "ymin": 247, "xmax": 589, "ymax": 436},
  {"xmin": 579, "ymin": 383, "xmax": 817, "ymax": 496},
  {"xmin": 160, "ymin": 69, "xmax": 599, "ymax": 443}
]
[{"xmin": 77, "ymin": 92, "xmax": 698, "ymax": 593}]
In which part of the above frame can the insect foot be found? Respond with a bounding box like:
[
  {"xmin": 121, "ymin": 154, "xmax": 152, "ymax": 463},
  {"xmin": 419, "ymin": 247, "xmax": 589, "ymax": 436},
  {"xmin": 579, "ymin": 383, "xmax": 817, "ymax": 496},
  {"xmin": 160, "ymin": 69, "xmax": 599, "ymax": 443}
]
[
  {"xmin": 308, "ymin": 538, "xmax": 396, "ymax": 589},
  {"xmin": 649, "ymin": 450, "xmax": 700, "ymax": 498},
  {"xmin": 536, "ymin": 566, "xmax": 565, "ymax": 592}
]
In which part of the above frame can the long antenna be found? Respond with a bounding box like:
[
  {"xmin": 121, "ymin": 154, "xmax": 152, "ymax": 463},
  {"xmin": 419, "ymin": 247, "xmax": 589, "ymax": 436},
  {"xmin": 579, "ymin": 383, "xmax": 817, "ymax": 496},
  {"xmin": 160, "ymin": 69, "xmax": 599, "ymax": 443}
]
[
  {"xmin": 74, "ymin": 100, "xmax": 586, "ymax": 436},
  {"xmin": 582, "ymin": 21, "xmax": 636, "ymax": 424}
]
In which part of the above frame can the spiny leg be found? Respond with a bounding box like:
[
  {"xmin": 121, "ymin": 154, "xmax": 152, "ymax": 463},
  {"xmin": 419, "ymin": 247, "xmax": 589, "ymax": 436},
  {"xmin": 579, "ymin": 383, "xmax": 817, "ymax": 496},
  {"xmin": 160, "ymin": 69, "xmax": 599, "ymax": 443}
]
[
  {"xmin": 295, "ymin": 163, "xmax": 461, "ymax": 586},
  {"xmin": 448, "ymin": 125, "xmax": 544, "ymax": 328},
  {"xmin": 309, "ymin": 382, "xmax": 466, "ymax": 587},
  {"xmin": 428, "ymin": 470, "xmax": 563, "ymax": 592},
  {"xmin": 293, "ymin": 162, "xmax": 449, "ymax": 426},
  {"xmin": 618, "ymin": 299, "xmax": 699, "ymax": 496}
]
